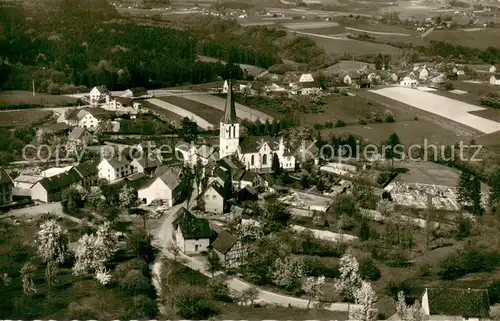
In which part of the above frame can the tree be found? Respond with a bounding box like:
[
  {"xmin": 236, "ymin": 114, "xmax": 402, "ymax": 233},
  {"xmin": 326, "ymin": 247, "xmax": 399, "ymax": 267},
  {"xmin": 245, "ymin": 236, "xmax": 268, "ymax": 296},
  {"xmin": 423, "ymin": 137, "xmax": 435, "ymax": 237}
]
[
  {"xmin": 385, "ymin": 132, "xmax": 402, "ymax": 167},
  {"xmin": 302, "ymin": 275, "xmax": 325, "ymax": 308},
  {"xmin": 61, "ymin": 186, "xmax": 85, "ymax": 214},
  {"xmin": 261, "ymin": 200, "xmax": 291, "ymax": 234},
  {"xmin": 85, "ymin": 186, "xmax": 105, "ymax": 213},
  {"xmin": 241, "ymin": 286, "xmax": 259, "ymax": 307},
  {"xmin": 95, "ymin": 266, "xmax": 112, "ymax": 285},
  {"xmin": 334, "ymin": 252, "xmax": 361, "ymax": 301},
  {"xmin": 20, "ymin": 261, "xmax": 37, "ymax": 295},
  {"xmin": 377, "ymin": 198, "xmax": 395, "ymax": 217},
  {"xmin": 37, "ymin": 219, "xmax": 69, "ymax": 265},
  {"xmin": 456, "ymin": 168, "xmax": 483, "ymax": 215},
  {"xmin": 457, "ymin": 167, "xmax": 473, "ymax": 205},
  {"xmin": 271, "ymin": 152, "xmax": 281, "ymax": 176},
  {"xmin": 359, "ymin": 259, "xmax": 381, "ymax": 281},
  {"xmin": 205, "ymin": 251, "xmax": 222, "ymax": 277},
  {"xmin": 375, "ymin": 53, "xmax": 383, "ymax": 70},
  {"xmin": 193, "ymin": 158, "xmax": 204, "ymax": 197},
  {"xmin": 178, "ymin": 166, "xmax": 195, "ymax": 207},
  {"xmin": 128, "ymin": 230, "xmax": 155, "ymax": 263},
  {"xmin": 489, "ymin": 168, "xmax": 500, "ymax": 213},
  {"xmin": 271, "ymin": 256, "xmax": 304, "ymax": 290},
  {"xmin": 395, "ymin": 290, "xmax": 408, "ymax": 319},
  {"xmin": 179, "ymin": 117, "xmax": 199, "ymax": 143},
  {"xmin": 119, "ymin": 184, "xmax": 137, "ymax": 210},
  {"xmin": 394, "ymin": 291, "xmax": 425, "ymax": 321},
  {"xmin": 350, "ymin": 280, "xmax": 377, "ymax": 321}
]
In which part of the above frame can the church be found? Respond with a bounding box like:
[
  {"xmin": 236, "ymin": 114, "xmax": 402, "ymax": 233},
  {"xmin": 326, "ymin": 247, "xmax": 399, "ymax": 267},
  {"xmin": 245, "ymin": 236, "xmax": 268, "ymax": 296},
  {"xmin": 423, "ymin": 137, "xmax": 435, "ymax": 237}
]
[{"xmin": 176, "ymin": 79, "xmax": 296, "ymax": 173}]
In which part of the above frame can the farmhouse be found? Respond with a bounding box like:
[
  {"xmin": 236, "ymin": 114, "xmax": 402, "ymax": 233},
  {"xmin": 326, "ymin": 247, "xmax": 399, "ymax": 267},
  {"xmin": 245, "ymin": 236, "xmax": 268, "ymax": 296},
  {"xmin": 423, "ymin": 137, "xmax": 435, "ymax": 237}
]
[
  {"xmin": 420, "ymin": 288, "xmax": 490, "ymax": 320},
  {"xmin": 400, "ymin": 76, "xmax": 419, "ymax": 88},
  {"xmin": 211, "ymin": 230, "xmax": 249, "ymax": 268},
  {"xmin": 74, "ymin": 162, "xmax": 99, "ymax": 188},
  {"xmin": 173, "ymin": 207, "xmax": 212, "ymax": 254},
  {"xmin": 68, "ymin": 127, "xmax": 93, "ymax": 144},
  {"xmin": 296, "ymin": 81, "xmax": 322, "ymax": 95},
  {"xmin": 419, "ymin": 67, "xmax": 429, "ymax": 80},
  {"xmin": 489, "ymin": 74, "xmax": 500, "ymax": 85},
  {"xmin": 77, "ymin": 108, "xmax": 113, "ymax": 130},
  {"xmin": 199, "ymin": 181, "xmax": 226, "ymax": 214},
  {"xmin": 122, "ymin": 87, "xmax": 148, "ymax": 98},
  {"xmin": 89, "ymin": 86, "xmax": 109, "ymax": 105},
  {"xmin": 130, "ymin": 151, "xmax": 162, "ymax": 175},
  {"xmin": 343, "ymin": 72, "xmax": 361, "ymax": 86},
  {"xmin": 31, "ymin": 168, "xmax": 82, "ymax": 203},
  {"xmin": 40, "ymin": 166, "xmax": 73, "ymax": 178},
  {"xmin": 0, "ymin": 168, "xmax": 13, "ymax": 206},
  {"xmin": 97, "ymin": 158, "xmax": 134, "ymax": 183},
  {"xmin": 137, "ymin": 167, "xmax": 181, "ymax": 206}
]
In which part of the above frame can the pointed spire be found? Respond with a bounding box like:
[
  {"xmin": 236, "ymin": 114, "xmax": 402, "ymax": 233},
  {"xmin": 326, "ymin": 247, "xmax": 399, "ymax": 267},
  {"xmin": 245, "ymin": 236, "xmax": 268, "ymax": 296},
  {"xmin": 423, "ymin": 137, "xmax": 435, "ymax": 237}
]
[{"xmin": 222, "ymin": 78, "xmax": 237, "ymax": 124}]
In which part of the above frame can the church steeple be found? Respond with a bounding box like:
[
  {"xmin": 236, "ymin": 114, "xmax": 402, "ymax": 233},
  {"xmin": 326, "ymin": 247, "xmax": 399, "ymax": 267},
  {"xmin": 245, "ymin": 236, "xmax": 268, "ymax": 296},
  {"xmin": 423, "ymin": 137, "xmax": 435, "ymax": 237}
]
[{"xmin": 222, "ymin": 78, "xmax": 237, "ymax": 124}]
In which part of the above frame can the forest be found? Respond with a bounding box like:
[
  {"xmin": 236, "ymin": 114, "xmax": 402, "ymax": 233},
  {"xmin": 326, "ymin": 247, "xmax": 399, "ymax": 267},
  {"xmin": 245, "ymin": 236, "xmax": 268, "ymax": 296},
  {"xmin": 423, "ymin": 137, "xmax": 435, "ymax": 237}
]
[{"xmin": 0, "ymin": 2, "xmax": 274, "ymax": 93}]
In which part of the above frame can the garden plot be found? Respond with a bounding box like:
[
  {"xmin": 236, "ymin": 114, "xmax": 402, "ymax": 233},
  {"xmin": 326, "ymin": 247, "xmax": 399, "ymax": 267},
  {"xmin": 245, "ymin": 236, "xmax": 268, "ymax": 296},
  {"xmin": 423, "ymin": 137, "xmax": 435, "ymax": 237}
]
[
  {"xmin": 181, "ymin": 93, "xmax": 273, "ymax": 122},
  {"xmin": 146, "ymin": 98, "xmax": 213, "ymax": 129},
  {"xmin": 370, "ymin": 87, "xmax": 500, "ymax": 134}
]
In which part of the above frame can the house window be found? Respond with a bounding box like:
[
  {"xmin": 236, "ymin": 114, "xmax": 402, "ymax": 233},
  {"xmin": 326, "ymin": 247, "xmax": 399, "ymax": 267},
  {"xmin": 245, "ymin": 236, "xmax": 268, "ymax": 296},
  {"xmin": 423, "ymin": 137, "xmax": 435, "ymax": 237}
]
[
  {"xmin": 251, "ymin": 155, "xmax": 254, "ymax": 166},
  {"xmin": 262, "ymin": 154, "xmax": 267, "ymax": 165},
  {"xmin": 195, "ymin": 245, "xmax": 199, "ymax": 251},
  {"xmin": 212, "ymin": 195, "xmax": 216, "ymax": 200},
  {"xmin": 205, "ymin": 194, "xmax": 209, "ymax": 199}
]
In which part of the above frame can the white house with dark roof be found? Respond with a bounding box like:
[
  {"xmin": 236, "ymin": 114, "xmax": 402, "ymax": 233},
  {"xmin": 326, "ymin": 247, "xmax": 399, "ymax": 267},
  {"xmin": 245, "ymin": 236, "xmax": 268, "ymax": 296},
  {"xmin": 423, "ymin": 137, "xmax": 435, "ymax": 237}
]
[
  {"xmin": 68, "ymin": 127, "xmax": 93, "ymax": 145},
  {"xmin": 31, "ymin": 168, "xmax": 82, "ymax": 203},
  {"xmin": 77, "ymin": 109, "xmax": 100, "ymax": 130},
  {"xmin": 172, "ymin": 207, "xmax": 212, "ymax": 254},
  {"xmin": 138, "ymin": 167, "xmax": 181, "ymax": 206},
  {"xmin": 13, "ymin": 174, "xmax": 43, "ymax": 197},
  {"xmin": 97, "ymin": 158, "xmax": 133, "ymax": 183},
  {"xmin": 89, "ymin": 86, "xmax": 109, "ymax": 105},
  {"xmin": 199, "ymin": 181, "xmax": 226, "ymax": 214},
  {"xmin": 489, "ymin": 74, "xmax": 500, "ymax": 85}
]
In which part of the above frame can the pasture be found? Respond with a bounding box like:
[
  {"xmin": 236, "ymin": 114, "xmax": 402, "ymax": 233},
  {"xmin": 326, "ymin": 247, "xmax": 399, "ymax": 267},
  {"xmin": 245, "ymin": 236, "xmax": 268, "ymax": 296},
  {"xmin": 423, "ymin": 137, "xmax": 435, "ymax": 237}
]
[
  {"xmin": 159, "ymin": 96, "xmax": 226, "ymax": 125},
  {"xmin": 308, "ymin": 35, "xmax": 402, "ymax": 56},
  {"xmin": 0, "ymin": 91, "xmax": 78, "ymax": 107},
  {"xmin": 427, "ymin": 28, "xmax": 500, "ymax": 50},
  {"xmin": 0, "ymin": 110, "xmax": 53, "ymax": 127}
]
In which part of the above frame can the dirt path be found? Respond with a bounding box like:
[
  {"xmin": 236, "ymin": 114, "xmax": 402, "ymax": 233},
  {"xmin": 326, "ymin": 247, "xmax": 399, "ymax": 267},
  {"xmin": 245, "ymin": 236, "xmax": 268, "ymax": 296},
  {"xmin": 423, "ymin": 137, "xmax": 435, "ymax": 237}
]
[{"xmin": 345, "ymin": 27, "xmax": 411, "ymax": 36}]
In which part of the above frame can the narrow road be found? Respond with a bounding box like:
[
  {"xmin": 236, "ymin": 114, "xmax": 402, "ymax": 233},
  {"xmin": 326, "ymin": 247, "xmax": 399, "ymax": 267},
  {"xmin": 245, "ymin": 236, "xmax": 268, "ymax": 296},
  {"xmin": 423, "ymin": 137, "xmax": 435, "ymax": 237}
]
[
  {"xmin": 294, "ymin": 31, "xmax": 350, "ymax": 41},
  {"xmin": 152, "ymin": 203, "xmax": 359, "ymax": 312},
  {"xmin": 345, "ymin": 27, "xmax": 410, "ymax": 37}
]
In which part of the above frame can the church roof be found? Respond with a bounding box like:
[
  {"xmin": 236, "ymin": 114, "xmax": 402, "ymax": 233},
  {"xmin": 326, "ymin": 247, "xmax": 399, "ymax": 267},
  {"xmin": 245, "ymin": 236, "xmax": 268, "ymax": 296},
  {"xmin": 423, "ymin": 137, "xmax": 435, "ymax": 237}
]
[
  {"xmin": 239, "ymin": 136, "xmax": 280, "ymax": 153},
  {"xmin": 222, "ymin": 79, "xmax": 237, "ymax": 124}
]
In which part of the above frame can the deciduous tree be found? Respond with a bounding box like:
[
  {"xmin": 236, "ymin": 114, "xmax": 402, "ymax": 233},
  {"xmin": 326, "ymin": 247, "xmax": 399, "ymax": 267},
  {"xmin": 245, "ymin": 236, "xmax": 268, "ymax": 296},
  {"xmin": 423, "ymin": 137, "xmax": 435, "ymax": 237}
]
[
  {"xmin": 334, "ymin": 252, "xmax": 361, "ymax": 301},
  {"xmin": 271, "ymin": 256, "xmax": 304, "ymax": 290},
  {"xmin": 302, "ymin": 275, "xmax": 325, "ymax": 308},
  {"xmin": 350, "ymin": 280, "xmax": 377, "ymax": 321}
]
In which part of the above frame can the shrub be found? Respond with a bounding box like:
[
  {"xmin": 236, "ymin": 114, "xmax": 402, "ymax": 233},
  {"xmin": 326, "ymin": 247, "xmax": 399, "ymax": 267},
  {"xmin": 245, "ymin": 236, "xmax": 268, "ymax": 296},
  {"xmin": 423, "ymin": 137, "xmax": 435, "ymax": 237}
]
[
  {"xmin": 68, "ymin": 302, "xmax": 99, "ymax": 319},
  {"xmin": 439, "ymin": 248, "xmax": 500, "ymax": 280},
  {"xmin": 209, "ymin": 279, "xmax": 233, "ymax": 302},
  {"xmin": 115, "ymin": 259, "xmax": 149, "ymax": 279},
  {"xmin": 119, "ymin": 269, "xmax": 152, "ymax": 296},
  {"xmin": 338, "ymin": 214, "xmax": 357, "ymax": 231},
  {"xmin": 386, "ymin": 249, "xmax": 409, "ymax": 267},
  {"xmin": 335, "ymin": 120, "xmax": 346, "ymax": 127},
  {"xmin": 488, "ymin": 281, "xmax": 500, "ymax": 305},
  {"xmin": 131, "ymin": 295, "xmax": 157, "ymax": 318},
  {"xmin": 304, "ymin": 256, "xmax": 340, "ymax": 278},
  {"xmin": 324, "ymin": 121, "xmax": 334, "ymax": 128},
  {"xmin": 313, "ymin": 123, "xmax": 325, "ymax": 130},
  {"xmin": 376, "ymin": 172, "xmax": 392, "ymax": 186},
  {"xmin": 359, "ymin": 259, "xmax": 381, "ymax": 281},
  {"xmin": 455, "ymin": 216, "xmax": 472, "ymax": 240},
  {"xmin": 384, "ymin": 279, "xmax": 411, "ymax": 299},
  {"xmin": 176, "ymin": 295, "xmax": 219, "ymax": 319}
]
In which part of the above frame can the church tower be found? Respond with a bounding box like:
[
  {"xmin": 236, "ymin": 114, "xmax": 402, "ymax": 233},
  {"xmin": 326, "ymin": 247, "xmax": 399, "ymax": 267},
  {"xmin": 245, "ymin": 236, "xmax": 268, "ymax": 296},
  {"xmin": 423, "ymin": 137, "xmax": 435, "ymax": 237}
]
[{"xmin": 219, "ymin": 79, "xmax": 239, "ymax": 158}]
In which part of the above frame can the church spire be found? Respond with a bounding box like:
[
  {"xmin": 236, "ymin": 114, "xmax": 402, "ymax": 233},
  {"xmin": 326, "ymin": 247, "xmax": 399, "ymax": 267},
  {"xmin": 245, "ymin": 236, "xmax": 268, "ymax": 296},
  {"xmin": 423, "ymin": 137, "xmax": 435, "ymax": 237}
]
[{"xmin": 222, "ymin": 78, "xmax": 237, "ymax": 124}]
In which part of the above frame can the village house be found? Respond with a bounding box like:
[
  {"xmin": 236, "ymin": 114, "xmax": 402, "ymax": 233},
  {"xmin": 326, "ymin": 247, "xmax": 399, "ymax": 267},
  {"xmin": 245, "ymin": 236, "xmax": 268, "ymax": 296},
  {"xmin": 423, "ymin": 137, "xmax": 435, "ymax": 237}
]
[
  {"xmin": 0, "ymin": 168, "xmax": 13, "ymax": 206},
  {"xmin": 173, "ymin": 207, "xmax": 212, "ymax": 254},
  {"xmin": 122, "ymin": 87, "xmax": 148, "ymax": 98},
  {"xmin": 489, "ymin": 65, "xmax": 497, "ymax": 74},
  {"xmin": 343, "ymin": 72, "xmax": 361, "ymax": 86},
  {"xmin": 419, "ymin": 66, "xmax": 429, "ymax": 80},
  {"xmin": 199, "ymin": 181, "xmax": 226, "ymax": 214},
  {"xmin": 68, "ymin": 127, "xmax": 93, "ymax": 145},
  {"xmin": 31, "ymin": 168, "xmax": 82, "ymax": 203},
  {"xmin": 211, "ymin": 230, "xmax": 249, "ymax": 268},
  {"xmin": 137, "ymin": 167, "xmax": 181, "ymax": 206},
  {"xmin": 12, "ymin": 174, "xmax": 43, "ymax": 197},
  {"xmin": 74, "ymin": 162, "xmax": 99, "ymax": 188},
  {"xmin": 400, "ymin": 76, "xmax": 419, "ymax": 88},
  {"xmin": 420, "ymin": 288, "xmax": 490, "ymax": 321},
  {"xmin": 177, "ymin": 143, "xmax": 218, "ymax": 167},
  {"xmin": 233, "ymin": 170, "xmax": 268, "ymax": 191},
  {"xmin": 489, "ymin": 74, "xmax": 500, "ymax": 85},
  {"xmin": 97, "ymin": 158, "xmax": 134, "ymax": 183},
  {"xmin": 76, "ymin": 108, "xmax": 114, "ymax": 131},
  {"xmin": 89, "ymin": 86, "xmax": 109, "ymax": 105}
]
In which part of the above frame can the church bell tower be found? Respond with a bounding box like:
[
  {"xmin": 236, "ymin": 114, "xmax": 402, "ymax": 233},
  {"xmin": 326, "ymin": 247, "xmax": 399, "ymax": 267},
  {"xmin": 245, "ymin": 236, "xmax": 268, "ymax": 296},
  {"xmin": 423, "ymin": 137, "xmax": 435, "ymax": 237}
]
[{"xmin": 219, "ymin": 79, "xmax": 239, "ymax": 158}]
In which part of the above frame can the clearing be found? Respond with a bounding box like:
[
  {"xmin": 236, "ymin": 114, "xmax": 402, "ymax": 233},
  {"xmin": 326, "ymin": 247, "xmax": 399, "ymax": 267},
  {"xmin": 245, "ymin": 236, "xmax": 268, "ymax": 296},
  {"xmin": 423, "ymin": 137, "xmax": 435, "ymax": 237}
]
[
  {"xmin": 196, "ymin": 55, "xmax": 265, "ymax": 77},
  {"xmin": 308, "ymin": 35, "xmax": 402, "ymax": 56},
  {"xmin": 0, "ymin": 109, "xmax": 53, "ymax": 127},
  {"xmin": 158, "ymin": 96, "xmax": 226, "ymax": 125},
  {"xmin": 0, "ymin": 90, "xmax": 78, "ymax": 107},
  {"xmin": 369, "ymin": 87, "xmax": 500, "ymax": 134},
  {"xmin": 180, "ymin": 92, "xmax": 273, "ymax": 122}
]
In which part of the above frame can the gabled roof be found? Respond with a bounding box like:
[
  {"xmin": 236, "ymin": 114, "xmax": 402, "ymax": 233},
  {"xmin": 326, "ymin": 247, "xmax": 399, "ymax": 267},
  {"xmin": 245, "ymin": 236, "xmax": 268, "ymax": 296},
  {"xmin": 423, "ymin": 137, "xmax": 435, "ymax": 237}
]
[
  {"xmin": 0, "ymin": 168, "xmax": 12, "ymax": 185},
  {"xmin": 69, "ymin": 127, "xmax": 91, "ymax": 140},
  {"xmin": 197, "ymin": 145, "xmax": 215, "ymax": 159},
  {"xmin": 40, "ymin": 122, "xmax": 70, "ymax": 133},
  {"xmin": 239, "ymin": 136, "xmax": 280, "ymax": 154},
  {"xmin": 132, "ymin": 154, "xmax": 162, "ymax": 170},
  {"xmin": 211, "ymin": 230, "xmax": 237, "ymax": 254},
  {"xmin": 173, "ymin": 208, "xmax": 212, "ymax": 240},
  {"xmin": 222, "ymin": 78, "xmax": 237, "ymax": 124},
  {"xmin": 346, "ymin": 72, "xmax": 361, "ymax": 79},
  {"xmin": 65, "ymin": 109, "xmax": 80, "ymax": 121},
  {"xmin": 424, "ymin": 288, "xmax": 490, "ymax": 318},
  {"xmin": 101, "ymin": 157, "xmax": 130, "ymax": 169},
  {"xmin": 13, "ymin": 174, "xmax": 43, "ymax": 185},
  {"xmin": 200, "ymin": 181, "xmax": 226, "ymax": 200},
  {"xmin": 79, "ymin": 108, "xmax": 114, "ymax": 120},
  {"xmin": 115, "ymin": 96, "xmax": 133, "ymax": 106},
  {"xmin": 36, "ymin": 168, "xmax": 82, "ymax": 193},
  {"xmin": 74, "ymin": 162, "xmax": 98, "ymax": 178},
  {"xmin": 129, "ymin": 87, "xmax": 148, "ymax": 96},
  {"xmin": 92, "ymin": 85, "xmax": 109, "ymax": 94},
  {"xmin": 214, "ymin": 167, "xmax": 230, "ymax": 182},
  {"xmin": 140, "ymin": 167, "xmax": 180, "ymax": 190},
  {"xmin": 217, "ymin": 154, "xmax": 246, "ymax": 171}
]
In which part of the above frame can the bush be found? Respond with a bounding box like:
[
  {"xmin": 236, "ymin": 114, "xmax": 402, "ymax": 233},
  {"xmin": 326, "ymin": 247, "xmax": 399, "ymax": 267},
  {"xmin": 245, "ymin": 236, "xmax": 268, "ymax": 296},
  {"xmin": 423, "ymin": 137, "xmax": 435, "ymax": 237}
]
[
  {"xmin": 440, "ymin": 248, "xmax": 500, "ymax": 280},
  {"xmin": 115, "ymin": 259, "xmax": 149, "ymax": 279},
  {"xmin": 455, "ymin": 216, "xmax": 472, "ymax": 240},
  {"xmin": 384, "ymin": 279, "xmax": 411, "ymax": 299},
  {"xmin": 376, "ymin": 172, "xmax": 392, "ymax": 186},
  {"xmin": 488, "ymin": 281, "xmax": 500, "ymax": 305},
  {"xmin": 386, "ymin": 249, "xmax": 409, "ymax": 267},
  {"xmin": 209, "ymin": 279, "xmax": 233, "ymax": 302},
  {"xmin": 304, "ymin": 256, "xmax": 340, "ymax": 278},
  {"xmin": 293, "ymin": 233, "xmax": 346, "ymax": 257},
  {"xmin": 118, "ymin": 269, "xmax": 153, "ymax": 296},
  {"xmin": 130, "ymin": 295, "xmax": 157, "ymax": 318},
  {"xmin": 359, "ymin": 259, "xmax": 381, "ymax": 281},
  {"xmin": 335, "ymin": 120, "xmax": 346, "ymax": 127},
  {"xmin": 176, "ymin": 295, "xmax": 219, "ymax": 319},
  {"xmin": 68, "ymin": 302, "xmax": 99, "ymax": 319},
  {"xmin": 359, "ymin": 219, "xmax": 375, "ymax": 242}
]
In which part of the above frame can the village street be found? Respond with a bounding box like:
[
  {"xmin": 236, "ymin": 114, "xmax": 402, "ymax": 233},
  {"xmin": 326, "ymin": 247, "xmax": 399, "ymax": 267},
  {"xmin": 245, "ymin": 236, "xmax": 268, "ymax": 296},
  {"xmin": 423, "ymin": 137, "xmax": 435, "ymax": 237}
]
[{"xmin": 151, "ymin": 202, "xmax": 358, "ymax": 313}]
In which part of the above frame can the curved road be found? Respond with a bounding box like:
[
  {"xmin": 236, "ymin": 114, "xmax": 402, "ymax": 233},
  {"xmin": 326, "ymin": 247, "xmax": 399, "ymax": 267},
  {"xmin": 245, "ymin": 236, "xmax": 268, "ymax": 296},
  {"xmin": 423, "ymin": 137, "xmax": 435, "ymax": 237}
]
[{"xmin": 152, "ymin": 203, "xmax": 359, "ymax": 312}]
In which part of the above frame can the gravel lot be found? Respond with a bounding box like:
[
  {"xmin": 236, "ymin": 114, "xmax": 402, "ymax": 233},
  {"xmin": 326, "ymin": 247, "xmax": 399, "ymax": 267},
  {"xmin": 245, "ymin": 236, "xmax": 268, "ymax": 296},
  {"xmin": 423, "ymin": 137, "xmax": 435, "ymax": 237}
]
[{"xmin": 370, "ymin": 87, "xmax": 500, "ymax": 134}]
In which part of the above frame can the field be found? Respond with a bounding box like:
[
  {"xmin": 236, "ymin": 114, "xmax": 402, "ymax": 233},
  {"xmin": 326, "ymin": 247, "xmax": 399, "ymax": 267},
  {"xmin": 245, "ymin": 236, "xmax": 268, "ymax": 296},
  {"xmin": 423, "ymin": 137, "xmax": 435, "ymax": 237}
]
[
  {"xmin": 141, "ymin": 101, "xmax": 185, "ymax": 126},
  {"xmin": 233, "ymin": 93, "xmax": 412, "ymax": 127},
  {"xmin": 0, "ymin": 91, "xmax": 78, "ymax": 107},
  {"xmin": 159, "ymin": 96, "xmax": 226, "ymax": 125},
  {"xmin": 322, "ymin": 60, "xmax": 374, "ymax": 75},
  {"xmin": 196, "ymin": 55, "xmax": 265, "ymax": 77},
  {"xmin": 344, "ymin": 22, "xmax": 417, "ymax": 35},
  {"xmin": 0, "ymin": 110, "xmax": 53, "ymax": 127},
  {"xmin": 369, "ymin": 87, "xmax": 500, "ymax": 134},
  {"xmin": 427, "ymin": 28, "xmax": 500, "ymax": 49},
  {"xmin": 307, "ymin": 35, "xmax": 402, "ymax": 56}
]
